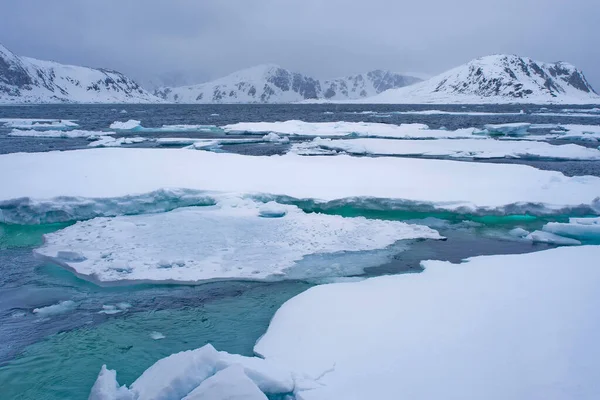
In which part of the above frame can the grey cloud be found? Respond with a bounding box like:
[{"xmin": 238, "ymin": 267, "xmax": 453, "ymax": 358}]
[{"xmin": 1, "ymin": 0, "xmax": 598, "ymax": 89}]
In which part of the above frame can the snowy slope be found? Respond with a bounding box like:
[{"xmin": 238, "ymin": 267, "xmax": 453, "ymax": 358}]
[
  {"xmin": 366, "ymin": 55, "xmax": 600, "ymax": 104},
  {"xmin": 154, "ymin": 65, "xmax": 421, "ymax": 103},
  {"xmin": 0, "ymin": 44, "xmax": 159, "ymax": 104}
]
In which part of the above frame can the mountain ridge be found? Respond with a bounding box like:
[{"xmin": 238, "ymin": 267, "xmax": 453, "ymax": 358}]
[
  {"xmin": 364, "ymin": 54, "xmax": 599, "ymax": 104},
  {"xmin": 154, "ymin": 64, "xmax": 421, "ymax": 103},
  {"xmin": 0, "ymin": 44, "xmax": 158, "ymax": 104}
]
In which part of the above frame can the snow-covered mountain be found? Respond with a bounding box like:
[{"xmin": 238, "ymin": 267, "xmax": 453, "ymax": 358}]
[
  {"xmin": 366, "ymin": 55, "xmax": 600, "ymax": 104},
  {"xmin": 0, "ymin": 44, "xmax": 159, "ymax": 104},
  {"xmin": 154, "ymin": 64, "xmax": 421, "ymax": 103}
]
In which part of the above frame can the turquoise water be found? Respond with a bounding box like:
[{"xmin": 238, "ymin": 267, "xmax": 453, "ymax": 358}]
[
  {"xmin": 0, "ymin": 281, "xmax": 309, "ymax": 400},
  {"xmin": 0, "ymin": 210, "xmax": 570, "ymax": 399}
]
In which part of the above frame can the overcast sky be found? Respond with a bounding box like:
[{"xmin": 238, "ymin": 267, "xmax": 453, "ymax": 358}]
[{"xmin": 1, "ymin": 0, "xmax": 598, "ymax": 89}]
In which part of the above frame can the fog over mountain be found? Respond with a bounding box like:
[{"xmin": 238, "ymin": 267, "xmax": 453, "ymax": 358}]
[{"xmin": 0, "ymin": 0, "xmax": 598, "ymax": 90}]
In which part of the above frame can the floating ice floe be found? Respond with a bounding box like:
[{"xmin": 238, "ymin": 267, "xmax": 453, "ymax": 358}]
[
  {"xmin": 109, "ymin": 120, "xmax": 219, "ymax": 133},
  {"xmin": 482, "ymin": 123, "xmax": 531, "ymax": 136},
  {"xmin": 155, "ymin": 138, "xmax": 263, "ymax": 147},
  {"xmin": 550, "ymin": 124, "xmax": 600, "ymax": 141},
  {"xmin": 98, "ymin": 303, "xmax": 132, "ymax": 315},
  {"xmin": 541, "ymin": 217, "xmax": 600, "ymax": 242},
  {"xmin": 291, "ymin": 137, "xmax": 600, "ymax": 160},
  {"xmin": 1, "ymin": 149, "xmax": 600, "ymax": 218},
  {"xmin": 89, "ymin": 343, "xmax": 295, "ymax": 400},
  {"xmin": 391, "ymin": 110, "xmax": 525, "ymax": 116},
  {"xmin": 262, "ymin": 132, "xmax": 290, "ymax": 143},
  {"xmin": 223, "ymin": 121, "xmax": 480, "ymax": 139},
  {"xmin": 8, "ymin": 129, "xmax": 114, "ymax": 139},
  {"xmin": 93, "ymin": 246, "xmax": 600, "ymax": 400},
  {"xmin": 253, "ymin": 246, "xmax": 600, "ymax": 400},
  {"xmin": 88, "ymin": 137, "xmax": 148, "ymax": 148},
  {"xmin": 149, "ymin": 331, "xmax": 166, "ymax": 340},
  {"xmin": 0, "ymin": 118, "xmax": 79, "ymax": 130},
  {"xmin": 33, "ymin": 300, "xmax": 76, "ymax": 317},
  {"xmin": 34, "ymin": 199, "xmax": 442, "ymax": 284},
  {"xmin": 109, "ymin": 120, "xmax": 142, "ymax": 131},
  {"xmin": 525, "ymin": 230, "xmax": 581, "ymax": 245}
]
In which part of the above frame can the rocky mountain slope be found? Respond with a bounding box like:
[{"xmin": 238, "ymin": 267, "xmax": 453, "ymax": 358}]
[
  {"xmin": 0, "ymin": 44, "xmax": 158, "ymax": 103},
  {"xmin": 366, "ymin": 55, "xmax": 600, "ymax": 104}
]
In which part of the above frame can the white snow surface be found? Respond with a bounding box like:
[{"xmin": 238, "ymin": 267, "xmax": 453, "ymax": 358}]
[
  {"xmin": 2, "ymin": 148, "xmax": 600, "ymax": 214},
  {"xmin": 223, "ymin": 120, "xmax": 479, "ymax": 138},
  {"xmin": 34, "ymin": 199, "xmax": 441, "ymax": 284},
  {"xmin": 182, "ymin": 366, "xmax": 268, "ymax": 400},
  {"xmin": 362, "ymin": 54, "xmax": 600, "ymax": 104},
  {"xmin": 254, "ymin": 246, "xmax": 600, "ymax": 400},
  {"xmin": 292, "ymin": 137, "xmax": 600, "ymax": 160},
  {"xmin": 8, "ymin": 129, "xmax": 114, "ymax": 139}
]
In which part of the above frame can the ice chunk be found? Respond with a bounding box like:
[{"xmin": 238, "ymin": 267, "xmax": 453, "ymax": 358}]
[
  {"xmin": 109, "ymin": 120, "xmax": 220, "ymax": 133},
  {"xmin": 89, "ymin": 365, "xmax": 133, "ymax": 400},
  {"xmin": 525, "ymin": 230, "xmax": 581, "ymax": 245},
  {"xmin": 33, "ymin": 300, "xmax": 76, "ymax": 316},
  {"xmin": 8, "ymin": 129, "xmax": 113, "ymax": 138},
  {"xmin": 262, "ymin": 132, "xmax": 290, "ymax": 143},
  {"xmin": 1, "ymin": 118, "xmax": 78, "ymax": 130},
  {"xmin": 109, "ymin": 120, "xmax": 142, "ymax": 131},
  {"xmin": 93, "ymin": 344, "xmax": 295, "ymax": 400},
  {"xmin": 255, "ymin": 246, "xmax": 600, "ymax": 400},
  {"xmin": 223, "ymin": 120, "xmax": 479, "ymax": 139},
  {"xmin": 2, "ymin": 149, "xmax": 600, "ymax": 216},
  {"xmin": 542, "ymin": 217, "xmax": 600, "ymax": 241},
  {"xmin": 131, "ymin": 344, "xmax": 220, "ymax": 400},
  {"xmin": 292, "ymin": 137, "xmax": 600, "ymax": 160},
  {"xmin": 509, "ymin": 227, "xmax": 530, "ymax": 238},
  {"xmin": 182, "ymin": 366, "xmax": 267, "ymax": 400},
  {"xmin": 482, "ymin": 123, "xmax": 531, "ymax": 136},
  {"xmin": 150, "ymin": 331, "xmax": 166, "ymax": 340},
  {"xmin": 258, "ymin": 201, "xmax": 287, "ymax": 218},
  {"xmin": 88, "ymin": 137, "xmax": 148, "ymax": 147},
  {"xmin": 35, "ymin": 200, "xmax": 442, "ymax": 284}
]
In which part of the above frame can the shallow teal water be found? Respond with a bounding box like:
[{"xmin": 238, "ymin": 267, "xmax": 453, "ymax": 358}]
[
  {"xmin": 0, "ymin": 280, "xmax": 309, "ymax": 400},
  {"xmin": 0, "ymin": 207, "xmax": 596, "ymax": 399}
]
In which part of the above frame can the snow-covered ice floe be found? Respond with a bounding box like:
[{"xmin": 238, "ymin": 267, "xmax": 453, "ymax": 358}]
[
  {"xmin": 541, "ymin": 217, "xmax": 600, "ymax": 242},
  {"xmin": 253, "ymin": 246, "xmax": 600, "ymax": 400},
  {"xmin": 8, "ymin": 129, "xmax": 114, "ymax": 139},
  {"xmin": 89, "ymin": 344, "xmax": 294, "ymax": 400},
  {"xmin": 482, "ymin": 122, "xmax": 531, "ymax": 136},
  {"xmin": 1, "ymin": 149, "xmax": 600, "ymax": 224},
  {"xmin": 0, "ymin": 118, "xmax": 78, "ymax": 130},
  {"xmin": 90, "ymin": 246, "xmax": 600, "ymax": 399},
  {"xmin": 109, "ymin": 120, "xmax": 219, "ymax": 133},
  {"xmin": 223, "ymin": 120, "xmax": 480, "ymax": 139},
  {"xmin": 34, "ymin": 199, "xmax": 442, "ymax": 284},
  {"xmin": 391, "ymin": 110, "xmax": 526, "ymax": 116},
  {"xmin": 88, "ymin": 137, "xmax": 148, "ymax": 147},
  {"xmin": 291, "ymin": 137, "xmax": 600, "ymax": 160},
  {"xmin": 549, "ymin": 124, "xmax": 600, "ymax": 141}
]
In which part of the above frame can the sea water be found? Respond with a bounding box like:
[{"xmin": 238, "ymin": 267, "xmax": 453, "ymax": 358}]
[{"xmin": 0, "ymin": 104, "xmax": 598, "ymax": 399}]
